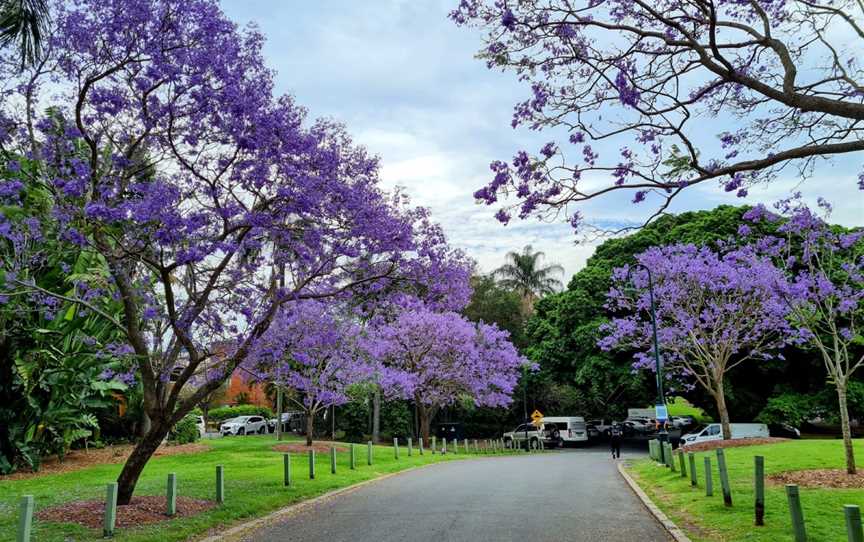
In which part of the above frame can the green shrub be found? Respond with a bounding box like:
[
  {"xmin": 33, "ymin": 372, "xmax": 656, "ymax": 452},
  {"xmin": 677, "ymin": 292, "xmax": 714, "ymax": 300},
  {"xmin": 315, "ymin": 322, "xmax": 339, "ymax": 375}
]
[
  {"xmin": 381, "ymin": 400, "xmax": 412, "ymax": 439},
  {"xmin": 168, "ymin": 414, "xmax": 200, "ymax": 445},
  {"xmin": 757, "ymin": 392, "xmax": 820, "ymax": 427},
  {"xmin": 208, "ymin": 405, "xmax": 273, "ymax": 423}
]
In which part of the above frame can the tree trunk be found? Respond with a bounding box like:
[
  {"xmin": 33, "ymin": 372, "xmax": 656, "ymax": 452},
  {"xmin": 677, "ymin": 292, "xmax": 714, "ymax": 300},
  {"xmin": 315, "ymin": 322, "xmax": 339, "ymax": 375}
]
[
  {"xmin": 116, "ymin": 421, "xmax": 169, "ymax": 505},
  {"xmin": 835, "ymin": 382, "xmax": 857, "ymax": 474},
  {"xmin": 276, "ymin": 387, "xmax": 283, "ymax": 441},
  {"xmin": 372, "ymin": 387, "xmax": 381, "ymax": 443},
  {"xmin": 417, "ymin": 402, "xmax": 431, "ymax": 447},
  {"xmin": 714, "ymin": 385, "xmax": 732, "ymax": 441},
  {"xmin": 305, "ymin": 412, "xmax": 314, "ymax": 447}
]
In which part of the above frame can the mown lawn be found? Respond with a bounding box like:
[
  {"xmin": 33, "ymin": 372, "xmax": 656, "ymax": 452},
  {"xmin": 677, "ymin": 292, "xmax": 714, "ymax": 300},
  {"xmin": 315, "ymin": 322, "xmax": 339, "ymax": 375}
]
[
  {"xmin": 0, "ymin": 436, "xmax": 510, "ymax": 542},
  {"xmin": 627, "ymin": 439, "xmax": 864, "ymax": 541}
]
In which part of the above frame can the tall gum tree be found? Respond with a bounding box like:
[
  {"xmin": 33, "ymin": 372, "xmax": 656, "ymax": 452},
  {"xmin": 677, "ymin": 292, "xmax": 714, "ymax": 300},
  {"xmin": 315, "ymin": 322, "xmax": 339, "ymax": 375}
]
[{"xmin": 0, "ymin": 0, "xmax": 469, "ymax": 504}]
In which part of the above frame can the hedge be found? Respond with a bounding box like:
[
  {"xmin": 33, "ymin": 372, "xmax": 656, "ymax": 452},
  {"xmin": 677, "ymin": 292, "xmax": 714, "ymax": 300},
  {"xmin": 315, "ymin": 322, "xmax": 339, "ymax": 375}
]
[{"xmin": 207, "ymin": 405, "xmax": 274, "ymax": 423}]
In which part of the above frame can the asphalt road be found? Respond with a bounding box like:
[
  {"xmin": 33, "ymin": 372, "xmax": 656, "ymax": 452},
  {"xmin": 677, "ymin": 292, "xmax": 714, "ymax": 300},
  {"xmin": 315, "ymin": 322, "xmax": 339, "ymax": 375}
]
[{"xmin": 241, "ymin": 446, "xmax": 670, "ymax": 542}]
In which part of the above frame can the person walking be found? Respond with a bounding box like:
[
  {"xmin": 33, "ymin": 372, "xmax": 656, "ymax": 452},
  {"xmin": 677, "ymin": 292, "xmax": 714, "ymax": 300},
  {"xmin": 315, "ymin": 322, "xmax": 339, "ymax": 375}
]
[{"xmin": 609, "ymin": 423, "xmax": 622, "ymax": 459}]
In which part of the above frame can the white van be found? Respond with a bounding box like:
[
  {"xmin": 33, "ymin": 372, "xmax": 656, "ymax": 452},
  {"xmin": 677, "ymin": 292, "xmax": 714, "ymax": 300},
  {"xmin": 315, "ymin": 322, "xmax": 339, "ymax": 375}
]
[
  {"xmin": 680, "ymin": 423, "xmax": 769, "ymax": 447},
  {"xmin": 542, "ymin": 416, "xmax": 589, "ymax": 446}
]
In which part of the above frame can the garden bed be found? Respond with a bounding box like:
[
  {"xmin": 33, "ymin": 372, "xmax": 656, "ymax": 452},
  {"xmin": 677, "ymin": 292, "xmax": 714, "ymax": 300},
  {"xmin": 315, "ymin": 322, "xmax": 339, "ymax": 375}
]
[
  {"xmin": 680, "ymin": 437, "xmax": 787, "ymax": 452},
  {"xmin": 768, "ymin": 468, "xmax": 864, "ymax": 489},
  {"xmin": 0, "ymin": 442, "xmax": 211, "ymax": 480},
  {"xmin": 36, "ymin": 495, "xmax": 216, "ymax": 529},
  {"xmin": 272, "ymin": 441, "xmax": 349, "ymax": 454}
]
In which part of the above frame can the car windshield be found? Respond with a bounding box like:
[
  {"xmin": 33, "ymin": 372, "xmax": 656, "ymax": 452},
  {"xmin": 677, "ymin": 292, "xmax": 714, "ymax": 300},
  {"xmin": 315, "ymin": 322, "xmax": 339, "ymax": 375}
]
[{"xmin": 234, "ymin": 416, "xmax": 251, "ymax": 422}]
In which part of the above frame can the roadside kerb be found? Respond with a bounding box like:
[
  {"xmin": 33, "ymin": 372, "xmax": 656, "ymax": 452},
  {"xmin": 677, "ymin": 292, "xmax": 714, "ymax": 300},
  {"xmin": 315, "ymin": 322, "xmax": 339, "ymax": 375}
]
[{"xmin": 617, "ymin": 462, "xmax": 692, "ymax": 542}]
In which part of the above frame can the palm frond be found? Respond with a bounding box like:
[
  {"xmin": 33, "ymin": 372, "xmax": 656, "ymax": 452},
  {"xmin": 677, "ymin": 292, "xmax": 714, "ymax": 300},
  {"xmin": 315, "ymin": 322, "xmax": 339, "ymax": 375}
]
[{"xmin": 0, "ymin": 0, "xmax": 50, "ymax": 68}]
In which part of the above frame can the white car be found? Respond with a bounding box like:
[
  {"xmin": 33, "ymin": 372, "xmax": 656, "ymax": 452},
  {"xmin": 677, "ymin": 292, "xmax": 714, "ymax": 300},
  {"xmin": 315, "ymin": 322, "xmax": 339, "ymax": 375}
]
[
  {"xmin": 542, "ymin": 416, "xmax": 589, "ymax": 446},
  {"xmin": 681, "ymin": 423, "xmax": 769, "ymax": 447},
  {"xmin": 220, "ymin": 415, "xmax": 268, "ymax": 436}
]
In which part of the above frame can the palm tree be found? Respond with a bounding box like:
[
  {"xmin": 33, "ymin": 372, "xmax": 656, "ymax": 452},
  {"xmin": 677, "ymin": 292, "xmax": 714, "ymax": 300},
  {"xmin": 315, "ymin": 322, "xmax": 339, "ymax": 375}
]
[
  {"xmin": 493, "ymin": 245, "xmax": 564, "ymax": 314},
  {"xmin": 1, "ymin": 0, "xmax": 50, "ymax": 69}
]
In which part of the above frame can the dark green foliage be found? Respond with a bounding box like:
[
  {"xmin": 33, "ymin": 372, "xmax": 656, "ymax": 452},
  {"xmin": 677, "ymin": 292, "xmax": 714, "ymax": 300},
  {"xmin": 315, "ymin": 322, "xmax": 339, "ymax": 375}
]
[
  {"xmin": 207, "ymin": 405, "xmax": 273, "ymax": 423},
  {"xmin": 168, "ymin": 415, "xmax": 201, "ymax": 445},
  {"xmin": 463, "ymin": 275, "xmax": 526, "ymax": 347},
  {"xmin": 757, "ymin": 392, "xmax": 823, "ymax": 427},
  {"xmin": 381, "ymin": 400, "xmax": 412, "ymax": 439}
]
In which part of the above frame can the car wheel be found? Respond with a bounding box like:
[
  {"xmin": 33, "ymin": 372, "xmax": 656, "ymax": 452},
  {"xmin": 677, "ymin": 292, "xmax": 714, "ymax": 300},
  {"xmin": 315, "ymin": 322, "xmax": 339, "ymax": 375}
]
[
  {"xmin": 238, "ymin": 428, "xmax": 246, "ymax": 436},
  {"xmin": 258, "ymin": 427, "xmax": 266, "ymax": 435}
]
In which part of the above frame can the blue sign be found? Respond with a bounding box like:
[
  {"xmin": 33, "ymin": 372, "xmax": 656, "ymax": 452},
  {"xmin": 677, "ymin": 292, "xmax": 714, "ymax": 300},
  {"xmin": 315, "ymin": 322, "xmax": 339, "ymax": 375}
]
[{"xmin": 655, "ymin": 404, "xmax": 669, "ymax": 422}]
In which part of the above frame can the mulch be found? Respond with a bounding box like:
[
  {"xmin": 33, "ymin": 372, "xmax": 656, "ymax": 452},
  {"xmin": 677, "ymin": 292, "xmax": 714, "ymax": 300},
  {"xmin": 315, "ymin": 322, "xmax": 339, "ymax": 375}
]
[
  {"xmin": 768, "ymin": 469, "xmax": 864, "ymax": 489},
  {"xmin": 272, "ymin": 441, "xmax": 349, "ymax": 454},
  {"xmin": 0, "ymin": 442, "xmax": 211, "ymax": 481},
  {"xmin": 681, "ymin": 437, "xmax": 788, "ymax": 452},
  {"xmin": 36, "ymin": 495, "xmax": 217, "ymax": 530}
]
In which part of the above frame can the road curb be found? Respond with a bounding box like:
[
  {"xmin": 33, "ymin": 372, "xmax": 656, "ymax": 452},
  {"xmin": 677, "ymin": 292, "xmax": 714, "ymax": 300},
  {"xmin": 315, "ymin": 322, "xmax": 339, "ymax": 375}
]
[
  {"xmin": 193, "ymin": 457, "xmax": 486, "ymax": 542},
  {"xmin": 617, "ymin": 461, "xmax": 692, "ymax": 542}
]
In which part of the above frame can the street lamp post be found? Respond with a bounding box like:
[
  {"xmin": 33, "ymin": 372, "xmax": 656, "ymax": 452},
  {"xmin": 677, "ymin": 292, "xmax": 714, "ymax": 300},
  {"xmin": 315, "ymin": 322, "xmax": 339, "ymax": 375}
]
[{"xmin": 628, "ymin": 264, "xmax": 668, "ymax": 463}]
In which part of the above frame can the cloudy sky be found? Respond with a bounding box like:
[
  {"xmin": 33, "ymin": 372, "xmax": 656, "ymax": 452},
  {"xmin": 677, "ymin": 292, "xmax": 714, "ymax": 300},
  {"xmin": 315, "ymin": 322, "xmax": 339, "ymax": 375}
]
[{"xmin": 222, "ymin": 1, "xmax": 863, "ymax": 280}]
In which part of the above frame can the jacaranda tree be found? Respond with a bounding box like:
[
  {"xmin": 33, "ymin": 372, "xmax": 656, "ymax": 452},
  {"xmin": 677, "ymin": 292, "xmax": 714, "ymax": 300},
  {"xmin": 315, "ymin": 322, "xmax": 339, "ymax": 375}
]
[
  {"xmin": 248, "ymin": 300, "xmax": 374, "ymax": 446},
  {"xmin": 367, "ymin": 305, "xmax": 524, "ymax": 445},
  {"xmin": 0, "ymin": 0, "xmax": 469, "ymax": 504},
  {"xmin": 599, "ymin": 244, "xmax": 791, "ymax": 440},
  {"xmin": 451, "ymin": 0, "xmax": 864, "ymax": 230},
  {"xmin": 742, "ymin": 200, "xmax": 864, "ymax": 473}
]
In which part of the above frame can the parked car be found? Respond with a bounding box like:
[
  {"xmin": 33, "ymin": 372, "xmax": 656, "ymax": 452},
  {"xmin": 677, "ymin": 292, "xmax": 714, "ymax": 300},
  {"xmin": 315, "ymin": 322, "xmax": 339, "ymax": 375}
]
[
  {"xmin": 542, "ymin": 416, "xmax": 589, "ymax": 446},
  {"xmin": 268, "ymin": 412, "xmax": 301, "ymax": 433},
  {"xmin": 681, "ymin": 423, "xmax": 769, "ymax": 447},
  {"xmin": 587, "ymin": 419, "xmax": 614, "ymax": 437},
  {"xmin": 768, "ymin": 423, "xmax": 801, "ymax": 439},
  {"xmin": 220, "ymin": 415, "xmax": 268, "ymax": 436},
  {"xmin": 503, "ymin": 423, "xmax": 553, "ymax": 450}
]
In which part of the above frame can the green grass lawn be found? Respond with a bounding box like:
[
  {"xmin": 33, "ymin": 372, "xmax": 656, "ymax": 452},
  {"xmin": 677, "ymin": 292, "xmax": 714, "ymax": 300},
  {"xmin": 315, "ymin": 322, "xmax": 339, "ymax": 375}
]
[
  {"xmin": 0, "ymin": 436, "xmax": 511, "ymax": 542},
  {"xmin": 627, "ymin": 439, "xmax": 864, "ymax": 541}
]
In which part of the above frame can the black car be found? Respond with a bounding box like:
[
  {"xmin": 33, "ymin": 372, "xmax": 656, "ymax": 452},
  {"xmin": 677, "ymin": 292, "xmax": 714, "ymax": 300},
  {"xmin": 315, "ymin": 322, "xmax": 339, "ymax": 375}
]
[{"xmin": 768, "ymin": 423, "xmax": 801, "ymax": 439}]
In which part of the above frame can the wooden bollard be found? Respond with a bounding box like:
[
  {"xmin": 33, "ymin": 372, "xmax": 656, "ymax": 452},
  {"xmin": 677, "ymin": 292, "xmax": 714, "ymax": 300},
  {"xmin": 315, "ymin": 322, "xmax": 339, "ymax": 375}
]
[
  {"xmin": 166, "ymin": 473, "xmax": 177, "ymax": 517},
  {"xmin": 717, "ymin": 449, "xmax": 732, "ymax": 507},
  {"xmin": 419, "ymin": 437, "xmax": 424, "ymax": 455},
  {"xmin": 688, "ymin": 453, "xmax": 697, "ymax": 486},
  {"xmin": 104, "ymin": 482, "xmax": 118, "ymax": 537},
  {"xmin": 408, "ymin": 437, "xmax": 413, "ymax": 457},
  {"xmin": 704, "ymin": 457, "xmax": 713, "ymax": 496},
  {"xmin": 350, "ymin": 444, "xmax": 356, "ymax": 470},
  {"xmin": 754, "ymin": 456, "xmax": 765, "ymax": 526},
  {"xmin": 394, "ymin": 438, "xmax": 399, "ymax": 459},
  {"xmin": 442, "ymin": 438, "xmax": 447, "ymax": 455},
  {"xmin": 473, "ymin": 439, "xmax": 478, "ymax": 453},
  {"xmin": 668, "ymin": 444, "xmax": 676, "ymax": 471},
  {"xmin": 845, "ymin": 505, "xmax": 863, "ymax": 542},
  {"xmin": 309, "ymin": 449, "xmax": 316, "ymax": 479},
  {"xmin": 330, "ymin": 446, "xmax": 337, "ymax": 474},
  {"xmin": 216, "ymin": 465, "xmax": 225, "ymax": 504},
  {"xmin": 367, "ymin": 441, "xmax": 373, "ymax": 465},
  {"xmin": 678, "ymin": 450, "xmax": 687, "ymax": 478},
  {"xmin": 785, "ymin": 484, "xmax": 806, "ymax": 542},
  {"xmin": 284, "ymin": 453, "xmax": 293, "ymax": 485},
  {"xmin": 432, "ymin": 436, "xmax": 437, "ymax": 454},
  {"xmin": 17, "ymin": 495, "xmax": 33, "ymax": 542}
]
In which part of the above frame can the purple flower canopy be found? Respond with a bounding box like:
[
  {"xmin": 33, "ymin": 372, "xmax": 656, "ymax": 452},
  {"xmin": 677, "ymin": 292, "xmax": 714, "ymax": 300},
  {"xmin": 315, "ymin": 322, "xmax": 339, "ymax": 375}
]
[
  {"xmin": 247, "ymin": 300, "xmax": 371, "ymax": 410},
  {"xmin": 600, "ymin": 243, "xmax": 793, "ymax": 384},
  {"xmin": 0, "ymin": 0, "xmax": 473, "ymax": 397},
  {"xmin": 366, "ymin": 305, "xmax": 526, "ymax": 409}
]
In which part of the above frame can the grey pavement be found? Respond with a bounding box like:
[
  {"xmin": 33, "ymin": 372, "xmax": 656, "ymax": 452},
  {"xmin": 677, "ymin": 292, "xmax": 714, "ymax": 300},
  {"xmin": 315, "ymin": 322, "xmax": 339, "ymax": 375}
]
[{"xmin": 241, "ymin": 446, "xmax": 671, "ymax": 542}]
